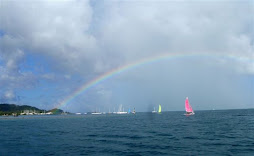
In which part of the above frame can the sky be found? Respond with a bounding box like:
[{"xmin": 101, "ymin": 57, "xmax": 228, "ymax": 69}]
[{"xmin": 0, "ymin": 0, "xmax": 253, "ymax": 113}]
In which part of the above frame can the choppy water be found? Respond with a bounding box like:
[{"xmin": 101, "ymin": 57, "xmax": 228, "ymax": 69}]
[{"xmin": 0, "ymin": 109, "xmax": 254, "ymax": 155}]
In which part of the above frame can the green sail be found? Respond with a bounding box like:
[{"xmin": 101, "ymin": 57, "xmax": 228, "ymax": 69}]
[{"xmin": 158, "ymin": 104, "xmax": 161, "ymax": 113}]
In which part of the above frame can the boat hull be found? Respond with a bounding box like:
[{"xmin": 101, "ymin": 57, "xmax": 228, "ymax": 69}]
[
  {"xmin": 184, "ymin": 112, "xmax": 195, "ymax": 115},
  {"xmin": 116, "ymin": 112, "xmax": 128, "ymax": 114},
  {"xmin": 91, "ymin": 112, "xmax": 102, "ymax": 115}
]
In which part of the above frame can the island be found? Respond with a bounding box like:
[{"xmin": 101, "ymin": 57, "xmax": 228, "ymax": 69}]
[{"xmin": 0, "ymin": 104, "xmax": 66, "ymax": 116}]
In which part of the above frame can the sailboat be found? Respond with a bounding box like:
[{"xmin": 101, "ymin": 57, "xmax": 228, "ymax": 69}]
[
  {"xmin": 91, "ymin": 108, "xmax": 102, "ymax": 115},
  {"xmin": 113, "ymin": 107, "xmax": 117, "ymax": 114},
  {"xmin": 91, "ymin": 112, "xmax": 102, "ymax": 115},
  {"xmin": 132, "ymin": 107, "xmax": 136, "ymax": 114},
  {"xmin": 158, "ymin": 104, "xmax": 161, "ymax": 113},
  {"xmin": 185, "ymin": 97, "xmax": 195, "ymax": 115},
  {"xmin": 128, "ymin": 108, "xmax": 131, "ymax": 114},
  {"xmin": 152, "ymin": 107, "xmax": 157, "ymax": 113},
  {"xmin": 116, "ymin": 104, "xmax": 128, "ymax": 114}
]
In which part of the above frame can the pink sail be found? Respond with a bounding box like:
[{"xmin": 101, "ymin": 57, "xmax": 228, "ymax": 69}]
[{"xmin": 185, "ymin": 97, "xmax": 193, "ymax": 113}]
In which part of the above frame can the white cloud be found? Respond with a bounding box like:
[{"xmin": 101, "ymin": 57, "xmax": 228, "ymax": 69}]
[
  {"xmin": 41, "ymin": 73, "xmax": 55, "ymax": 80},
  {"xmin": 1, "ymin": 0, "xmax": 253, "ymax": 74},
  {"xmin": 0, "ymin": 0, "xmax": 100, "ymax": 74},
  {"xmin": 99, "ymin": 0, "xmax": 253, "ymax": 56},
  {"xmin": 0, "ymin": 89, "xmax": 18, "ymax": 103},
  {"xmin": 4, "ymin": 90, "xmax": 15, "ymax": 99}
]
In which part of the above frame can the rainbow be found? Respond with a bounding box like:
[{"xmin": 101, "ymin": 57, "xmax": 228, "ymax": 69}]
[{"xmin": 55, "ymin": 52, "xmax": 253, "ymax": 109}]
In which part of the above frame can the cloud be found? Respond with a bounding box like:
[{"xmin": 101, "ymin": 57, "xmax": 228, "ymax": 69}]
[
  {"xmin": 1, "ymin": 0, "xmax": 253, "ymax": 74},
  {"xmin": 0, "ymin": 90, "xmax": 20, "ymax": 103},
  {"xmin": 4, "ymin": 90, "xmax": 15, "ymax": 99},
  {"xmin": 0, "ymin": 0, "xmax": 253, "ymax": 110},
  {"xmin": 1, "ymin": 0, "xmax": 252, "ymax": 75},
  {"xmin": 97, "ymin": 0, "xmax": 254, "ymax": 65},
  {"xmin": 0, "ymin": 0, "xmax": 100, "ymax": 74}
]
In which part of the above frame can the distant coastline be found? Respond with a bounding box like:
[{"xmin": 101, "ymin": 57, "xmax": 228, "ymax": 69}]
[{"xmin": 0, "ymin": 104, "xmax": 66, "ymax": 116}]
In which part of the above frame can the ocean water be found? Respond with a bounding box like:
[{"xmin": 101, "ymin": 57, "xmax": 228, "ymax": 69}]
[{"xmin": 0, "ymin": 109, "xmax": 254, "ymax": 155}]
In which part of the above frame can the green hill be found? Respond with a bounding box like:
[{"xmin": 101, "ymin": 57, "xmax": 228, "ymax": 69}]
[
  {"xmin": 0, "ymin": 104, "xmax": 64, "ymax": 115},
  {"xmin": 48, "ymin": 108, "xmax": 64, "ymax": 114}
]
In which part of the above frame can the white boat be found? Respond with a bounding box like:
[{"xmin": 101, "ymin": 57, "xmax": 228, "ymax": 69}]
[
  {"xmin": 152, "ymin": 107, "xmax": 157, "ymax": 113},
  {"xmin": 116, "ymin": 111, "xmax": 128, "ymax": 114},
  {"xmin": 91, "ymin": 112, "xmax": 102, "ymax": 115},
  {"xmin": 91, "ymin": 108, "xmax": 102, "ymax": 115},
  {"xmin": 132, "ymin": 107, "xmax": 136, "ymax": 114},
  {"xmin": 184, "ymin": 97, "xmax": 195, "ymax": 115},
  {"xmin": 116, "ymin": 104, "xmax": 127, "ymax": 114},
  {"xmin": 112, "ymin": 107, "xmax": 117, "ymax": 114}
]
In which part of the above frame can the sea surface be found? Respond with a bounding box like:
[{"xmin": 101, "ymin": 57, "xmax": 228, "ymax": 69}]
[{"xmin": 0, "ymin": 109, "xmax": 254, "ymax": 155}]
